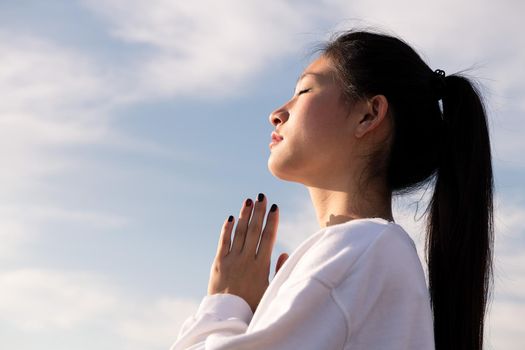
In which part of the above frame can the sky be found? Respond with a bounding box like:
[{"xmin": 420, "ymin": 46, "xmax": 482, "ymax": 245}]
[{"xmin": 0, "ymin": 0, "xmax": 524, "ymax": 349}]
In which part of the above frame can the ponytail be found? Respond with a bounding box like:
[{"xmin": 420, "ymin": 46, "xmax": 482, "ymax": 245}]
[{"xmin": 426, "ymin": 75, "xmax": 494, "ymax": 349}]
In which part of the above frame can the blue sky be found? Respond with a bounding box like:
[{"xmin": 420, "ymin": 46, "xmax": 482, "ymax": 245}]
[{"xmin": 0, "ymin": 0, "xmax": 523, "ymax": 349}]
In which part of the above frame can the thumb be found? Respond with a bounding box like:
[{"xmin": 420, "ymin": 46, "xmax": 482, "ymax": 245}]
[{"xmin": 275, "ymin": 253, "xmax": 289, "ymax": 274}]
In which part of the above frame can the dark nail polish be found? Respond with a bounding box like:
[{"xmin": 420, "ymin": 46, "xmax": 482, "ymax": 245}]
[
  {"xmin": 257, "ymin": 193, "xmax": 265, "ymax": 202},
  {"xmin": 270, "ymin": 204, "xmax": 278, "ymax": 212},
  {"xmin": 228, "ymin": 215, "xmax": 233, "ymax": 222},
  {"xmin": 245, "ymin": 198, "xmax": 252, "ymax": 207}
]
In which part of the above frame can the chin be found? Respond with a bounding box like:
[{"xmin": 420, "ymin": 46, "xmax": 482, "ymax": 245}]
[
  {"xmin": 268, "ymin": 158, "xmax": 286, "ymax": 180},
  {"xmin": 267, "ymin": 158, "xmax": 282, "ymax": 178},
  {"xmin": 267, "ymin": 158, "xmax": 303, "ymax": 183}
]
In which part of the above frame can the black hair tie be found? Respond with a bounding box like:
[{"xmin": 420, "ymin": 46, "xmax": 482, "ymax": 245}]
[
  {"xmin": 435, "ymin": 69, "xmax": 446, "ymax": 77},
  {"xmin": 433, "ymin": 69, "xmax": 447, "ymax": 101}
]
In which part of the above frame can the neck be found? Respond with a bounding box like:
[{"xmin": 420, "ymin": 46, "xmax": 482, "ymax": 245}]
[{"xmin": 306, "ymin": 181, "xmax": 393, "ymax": 228}]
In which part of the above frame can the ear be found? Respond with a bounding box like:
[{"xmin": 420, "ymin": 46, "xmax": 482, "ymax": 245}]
[{"xmin": 355, "ymin": 95, "xmax": 389, "ymax": 138}]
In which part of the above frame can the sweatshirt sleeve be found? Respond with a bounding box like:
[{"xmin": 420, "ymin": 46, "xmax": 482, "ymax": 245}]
[
  {"xmin": 170, "ymin": 293, "xmax": 254, "ymax": 350},
  {"xmin": 169, "ymin": 277, "xmax": 347, "ymax": 350}
]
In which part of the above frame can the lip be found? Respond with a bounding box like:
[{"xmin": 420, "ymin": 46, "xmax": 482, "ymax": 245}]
[
  {"xmin": 270, "ymin": 132, "xmax": 284, "ymax": 149},
  {"xmin": 271, "ymin": 131, "xmax": 284, "ymax": 142}
]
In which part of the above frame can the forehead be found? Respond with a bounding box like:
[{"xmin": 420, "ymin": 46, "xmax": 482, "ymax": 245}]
[{"xmin": 297, "ymin": 56, "xmax": 337, "ymax": 84}]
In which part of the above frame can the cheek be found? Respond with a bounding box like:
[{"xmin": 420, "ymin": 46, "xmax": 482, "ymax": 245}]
[{"xmin": 299, "ymin": 99, "xmax": 346, "ymax": 145}]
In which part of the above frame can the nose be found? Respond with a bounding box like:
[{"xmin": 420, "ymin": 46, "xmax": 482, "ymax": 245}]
[{"xmin": 268, "ymin": 105, "xmax": 289, "ymax": 127}]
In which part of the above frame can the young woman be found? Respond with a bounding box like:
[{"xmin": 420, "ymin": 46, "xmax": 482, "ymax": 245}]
[{"xmin": 171, "ymin": 28, "xmax": 494, "ymax": 350}]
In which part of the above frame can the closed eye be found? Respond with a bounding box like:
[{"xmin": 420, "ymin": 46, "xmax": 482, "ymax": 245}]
[{"xmin": 296, "ymin": 88, "xmax": 311, "ymax": 96}]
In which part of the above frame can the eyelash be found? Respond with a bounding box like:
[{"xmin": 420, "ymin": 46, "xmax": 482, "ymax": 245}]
[{"xmin": 296, "ymin": 88, "xmax": 311, "ymax": 96}]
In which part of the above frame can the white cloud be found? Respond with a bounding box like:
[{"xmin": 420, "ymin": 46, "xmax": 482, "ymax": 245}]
[
  {"xmin": 0, "ymin": 204, "xmax": 129, "ymax": 259},
  {"xmin": 81, "ymin": 0, "xmax": 324, "ymax": 97},
  {"xmin": 14, "ymin": 205, "xmax": 128, "ymax": 229},
  {"xmin": 492, "ymin": 195, "xmax": 525, "ymax": 302},
  {"xmin": 485, "ymin": 299, "xmax": 525, "ymax": 350},
  {"xmin": 0, "ymin": 216, "xmax": 33, "ymax": 260},
  {"xmin": 79, "ymin": 0, "xmax": 525, "ymax": 95},
  {"xmin": 0, "ymin": 268, "xmax": 199, "ymax": 348},
  {"xmin": 0, "ymin": 32, "xmax": 112, "ymax": 192},
  {"xmin": 0, "ymin": 32, "xmax": 163, "ymax": 263},
  {"xmin": 0, "ymin": 269, "xmax": 118, "ymax": 331},
  {"xmin": 0, "ymin": 29, "xmax": 178, "ymax": 190},
  {"xmin": 116, "ymin": 297, "xmax": 200, "ymax": 348}
]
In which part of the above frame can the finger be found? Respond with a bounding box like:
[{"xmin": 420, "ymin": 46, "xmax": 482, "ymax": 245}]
[
  {"xmin": 230, "ymin": 198, "xmax": 253, "ymax": 253},
  {"xmin": 256, "ymin": 203, "xmax": 279, "ymax": 262},
  {"xmin": 275, "ymin": 253, "xmax": 289, "ymax": 274},
  {"xmin": 216, "ymin": 215, "xmax": 234, "ymax": 258},
  {"xmin": 243, "ymin": 193, "xmax": 267, "ymax": 255}
]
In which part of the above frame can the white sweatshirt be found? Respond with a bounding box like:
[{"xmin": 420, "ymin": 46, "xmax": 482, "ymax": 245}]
[{"xmin": 171, "ymin": 217, "xmax": 435, "ymax": 350}]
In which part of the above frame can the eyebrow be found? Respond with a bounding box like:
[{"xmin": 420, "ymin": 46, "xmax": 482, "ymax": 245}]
[{"xmin": 295, "ymin": 72, "xmax": 323, "ymax": 84}]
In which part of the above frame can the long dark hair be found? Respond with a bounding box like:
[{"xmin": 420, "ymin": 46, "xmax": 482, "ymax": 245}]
[{"xmin": 322, "ymin": 28, "xmax": 494, "ymax": 349}]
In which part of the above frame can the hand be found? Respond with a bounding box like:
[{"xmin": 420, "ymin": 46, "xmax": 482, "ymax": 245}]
[{"xmin": 207, "ymin": 193, "xmax": 288, "ymax": 313}]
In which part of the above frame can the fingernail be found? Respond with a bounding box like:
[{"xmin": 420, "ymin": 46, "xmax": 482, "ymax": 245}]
[
  {"xmin": 228, "ymin": 215, "xmax": 233, "ymax": 222},
  {"xmin": 245, "ymin": 198, "xmax": 252, "ymax": 207},
  {"xmin": 257, "ymin": 193, "xmax": 265, "ymax": 202},
  {"xmin": 270, "ymin": 204, "xmax": 278, "ymax": 212}
]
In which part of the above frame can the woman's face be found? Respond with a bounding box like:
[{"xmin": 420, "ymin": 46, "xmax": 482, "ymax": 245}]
[{"xmin": 267, "ymin": 55, "xmax": 363, "ymax": 185}]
